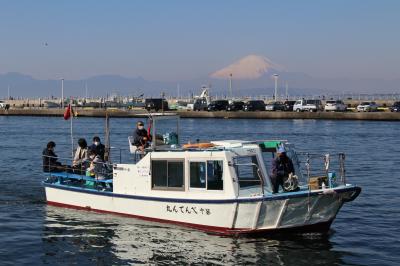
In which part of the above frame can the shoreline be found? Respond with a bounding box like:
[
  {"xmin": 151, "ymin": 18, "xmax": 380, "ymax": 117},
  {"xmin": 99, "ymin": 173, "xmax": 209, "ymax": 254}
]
[{"xmin": 1, "ymin": 109, "xmax": 400, "ymax": 121}]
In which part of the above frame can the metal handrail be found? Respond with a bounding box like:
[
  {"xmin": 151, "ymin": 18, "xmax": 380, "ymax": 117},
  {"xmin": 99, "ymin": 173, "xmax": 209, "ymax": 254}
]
[
  {"xmin": 294, "ymin": 152, "xmax": 348, "ymax": 189},
  {"xmin": 42, "ymin": 154, "xmax": 114, "ymax": 177}
]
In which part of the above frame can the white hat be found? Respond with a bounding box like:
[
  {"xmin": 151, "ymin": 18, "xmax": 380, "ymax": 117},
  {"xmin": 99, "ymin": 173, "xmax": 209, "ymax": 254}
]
[{"xmin": 277, "ymin": 146, "xmax": 286, "ymax": 153}]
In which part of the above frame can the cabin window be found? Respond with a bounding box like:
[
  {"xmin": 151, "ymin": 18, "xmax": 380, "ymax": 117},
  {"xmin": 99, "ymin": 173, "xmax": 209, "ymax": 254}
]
[
  {"xmin": 234, "ymin": 156, "xmax": 261, "ymax": 188},
  {"xmin": 152, "ymin": 160, "xmax": 184, "ymax": 190},
  {"xmin": 190, "ymin": 162, "xmax": 206, "ymax": 188},
  {"xmin": 190, "ymin": 160, "xmax": 223, "ymax": 190}
]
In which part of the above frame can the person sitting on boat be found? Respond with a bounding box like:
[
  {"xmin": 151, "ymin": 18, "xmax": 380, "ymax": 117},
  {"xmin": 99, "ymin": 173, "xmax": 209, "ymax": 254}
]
[
  {"xmin": 89, "ymin": 136, "xmax": 106, "ymax": 161},
  {"xmin": 42, "ymin": 141, "xmax": 64, "ymax": 172},
  {"xmin": 271, "ymin": 146, "xmax": 295, "ymax": 193},
  {"xmin": 87, "ymin": 149, "xmax": 107, "ymax": 179},
  {"xmin": 132, "ymin": 121, "xmax": 152, "ymax": 151},
  {"xmin": 72, "ymin": 138, "xmax": 89, "ymax": 174}
]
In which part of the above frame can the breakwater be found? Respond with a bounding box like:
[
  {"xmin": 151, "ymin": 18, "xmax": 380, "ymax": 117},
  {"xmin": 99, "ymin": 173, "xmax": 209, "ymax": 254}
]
[{"xmin": 1, "ymin": 109, "xmax": 400, "ymax": 121}]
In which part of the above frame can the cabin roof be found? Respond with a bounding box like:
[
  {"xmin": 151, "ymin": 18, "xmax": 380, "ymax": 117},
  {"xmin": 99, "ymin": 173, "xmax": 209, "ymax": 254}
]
[{"xmin": 211, "ymin": 140, "xmax": 285, "ymax": 149}]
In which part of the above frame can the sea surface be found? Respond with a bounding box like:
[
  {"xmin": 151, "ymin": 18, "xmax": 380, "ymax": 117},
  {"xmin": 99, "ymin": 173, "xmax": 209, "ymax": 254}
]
[{"xmin": 0, "ymin": 116, "xmax": 399, "ymax": 265}]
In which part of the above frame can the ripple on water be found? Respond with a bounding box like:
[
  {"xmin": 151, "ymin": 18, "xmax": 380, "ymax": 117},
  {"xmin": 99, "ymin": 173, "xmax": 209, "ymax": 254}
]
[{"xmin": 0, "ymin": 117, "xmax": 399, "ymax": 265}]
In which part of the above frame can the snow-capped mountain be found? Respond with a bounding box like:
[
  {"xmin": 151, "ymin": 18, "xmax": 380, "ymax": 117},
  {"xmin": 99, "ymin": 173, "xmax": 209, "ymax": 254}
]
[{"xmin": 210, "ymin": 55, "xmax": 283, "ymax": 80}]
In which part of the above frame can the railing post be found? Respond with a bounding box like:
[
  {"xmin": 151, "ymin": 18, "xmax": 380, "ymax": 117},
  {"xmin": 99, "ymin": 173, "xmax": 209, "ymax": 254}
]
[
  {"xmin": 339, "ymin": 153, "xmax": 346, "ymax": 185},
  {"xmin": 306, "ymin": 153, "xmax": 311, "ymax": 212}
]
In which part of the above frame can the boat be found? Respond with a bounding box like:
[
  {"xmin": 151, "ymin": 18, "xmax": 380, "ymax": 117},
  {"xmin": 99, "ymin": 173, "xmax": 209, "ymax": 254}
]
[{"xmin": 43, "ymin": 114, "xmax": 361, "ymax": 236}]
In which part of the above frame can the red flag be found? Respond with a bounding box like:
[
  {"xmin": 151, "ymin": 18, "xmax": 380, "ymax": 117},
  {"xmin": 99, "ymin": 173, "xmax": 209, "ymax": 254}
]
[{"xmin": 64, "ymin": 104, "xmax": 71, "ymax": 120}]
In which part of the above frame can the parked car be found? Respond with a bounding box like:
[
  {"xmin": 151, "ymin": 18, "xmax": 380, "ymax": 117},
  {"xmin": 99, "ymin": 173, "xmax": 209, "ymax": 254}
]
[
  {"xmin": 0, "ymin": 101, "xmax": 10, "ymax": 109},
  {"xmin": 390, "ymin": 101, "xmax": 400, "ymax": 112},
  {"xmin": 243, "ymin": 100, "xmax": 265, "ymax": 111},
  {"xmin": 324, "ymin": 100, "xmax": 347, "ymax": 112},
  {"xmin": 357, "ymin": 101, "xmax": 378, "ymax": 112},
  {"xmin": 293, "ymin": 99, "xmax": 323, "ymax": 112},
  {"xmin": 265, "ymin": 101, "xmax": 285, "ymax": 111},
  {"xmin": 193, "ymin": 98, "xmax": 209, "ymax": 111},
  {"xmin": 145, "ymin": 98, "xmax": 169, "ymax": 111},
  {"xmin": 283, "ymin": 100, "xmax": 296, "ymax": 111},
  {"xmin": 207, "ymin": 100, "xmax": 229, "ymax": 111},
  {"xmin": 226, "ymin": 101, "xmax": 244, "ymax": 111}
]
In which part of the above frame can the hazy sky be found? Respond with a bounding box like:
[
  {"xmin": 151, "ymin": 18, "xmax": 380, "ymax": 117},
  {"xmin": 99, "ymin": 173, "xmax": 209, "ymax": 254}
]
[{"xmin": 1, "ymin": 0, "xmax": 399, "ymax": 81}]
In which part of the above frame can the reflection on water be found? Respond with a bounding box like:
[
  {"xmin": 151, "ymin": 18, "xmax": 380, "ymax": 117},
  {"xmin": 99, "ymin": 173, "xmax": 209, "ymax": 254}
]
[{"xmin": 42, "ymin": 206, "xmax": 346, "ymax": 265}]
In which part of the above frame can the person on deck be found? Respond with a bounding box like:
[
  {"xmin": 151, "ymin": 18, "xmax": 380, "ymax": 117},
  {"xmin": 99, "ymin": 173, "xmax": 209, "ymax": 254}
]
[
  {"xmin": 132, "ymin": 121, "xmax": 152, "ymax": 151},
  {"xmin": 42, "ymin": 141, "xmax": 64, "ymax": 172},
  {"xmin": 72, "ymin": 138, "xmax": 89, "ymax": 173},
  {"xmin": 270, "ymin": 146, "xmax": 295, "ymax": 193},
  {"xmin": 87, "ymin": 149, "xmax": 107, "ymax": 179},
  {"xmin": 89, "ymin": 136, "xmax": 106, "ymax": 161}
]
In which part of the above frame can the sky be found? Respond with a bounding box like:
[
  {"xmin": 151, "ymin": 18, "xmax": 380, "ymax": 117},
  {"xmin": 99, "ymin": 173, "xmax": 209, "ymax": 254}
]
[{"xmin": 0, "ymin": 0, "xmax": 399, "ymax": 82}]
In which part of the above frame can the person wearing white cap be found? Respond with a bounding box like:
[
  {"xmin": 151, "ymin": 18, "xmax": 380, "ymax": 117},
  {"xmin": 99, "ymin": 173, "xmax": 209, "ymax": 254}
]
[{"xmin": 270, "ymin": 146, "xmax": 295, "ymax": 193}]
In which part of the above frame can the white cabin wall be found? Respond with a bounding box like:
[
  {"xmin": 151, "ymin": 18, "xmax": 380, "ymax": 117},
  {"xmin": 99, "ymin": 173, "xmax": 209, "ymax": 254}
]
[
  {"xmin": 114, "ymin": 151, "xmax": 238, "ymax": 200},
  {"xmin": 113, "ymin": 155, "xmax": 152, "ymax": 195}
]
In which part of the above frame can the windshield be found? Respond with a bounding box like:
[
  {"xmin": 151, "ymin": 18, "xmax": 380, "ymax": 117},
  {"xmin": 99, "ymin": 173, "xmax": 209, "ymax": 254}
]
[{"xmin": 234, "ymin": 156, "xmax": 261, "ymax": 188}]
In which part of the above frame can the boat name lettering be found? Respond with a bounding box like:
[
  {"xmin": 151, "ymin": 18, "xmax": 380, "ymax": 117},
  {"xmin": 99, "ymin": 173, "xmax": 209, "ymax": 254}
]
[
  {"xmin": 166, "ymin": 205, "xmax": 211, "ymax": 215},
  {"xmin": 137, "ymin": 166, "xmax": 150, "ymax": 176}
]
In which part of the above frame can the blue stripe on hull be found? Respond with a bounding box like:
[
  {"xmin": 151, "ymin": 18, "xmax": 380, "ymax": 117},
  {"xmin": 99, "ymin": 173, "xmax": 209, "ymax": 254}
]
[{"xmin": 43, "ymin": 182, "xmax": 361, "ymax": 204}]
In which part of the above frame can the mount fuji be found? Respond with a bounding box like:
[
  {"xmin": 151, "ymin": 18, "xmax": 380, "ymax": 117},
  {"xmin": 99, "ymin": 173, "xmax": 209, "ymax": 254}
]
[{"xmin": 210, "ymin": 55, "xmax": 284, "ymax": 80}]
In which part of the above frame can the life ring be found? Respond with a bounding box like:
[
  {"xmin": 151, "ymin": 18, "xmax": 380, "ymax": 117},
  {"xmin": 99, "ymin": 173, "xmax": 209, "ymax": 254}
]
[{"xmin": 182, "ymin": 143, "xmax": 215, "ymax": 149}]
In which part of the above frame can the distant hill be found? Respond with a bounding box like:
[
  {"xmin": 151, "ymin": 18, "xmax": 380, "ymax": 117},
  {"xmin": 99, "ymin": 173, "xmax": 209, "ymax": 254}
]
[{"xmin": 1, "ymin": 55, "xmax": 399, "ymax": 98}]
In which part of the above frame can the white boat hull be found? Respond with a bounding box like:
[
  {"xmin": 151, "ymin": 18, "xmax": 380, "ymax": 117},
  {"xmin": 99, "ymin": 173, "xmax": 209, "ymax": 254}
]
[{"xmin": 44, "ymin": 183, "xmax": 360, "ymax": 235}]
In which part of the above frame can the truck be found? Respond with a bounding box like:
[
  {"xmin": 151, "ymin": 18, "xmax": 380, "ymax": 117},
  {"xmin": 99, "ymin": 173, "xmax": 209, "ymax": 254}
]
[
  {"xmin": 293, "ymin": 99, "xmax": 323, "ymax": 112},
  {"xmin": 0, "ymin": 101, "xmax": 10, "ymax": 110},
  {"xmin": 144, "ymin": 98, "xmax": 169, "ymax": 112}
]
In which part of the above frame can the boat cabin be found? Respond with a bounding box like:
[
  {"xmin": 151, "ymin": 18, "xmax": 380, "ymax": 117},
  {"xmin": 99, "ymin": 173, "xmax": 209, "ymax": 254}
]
[{"xmin": 116, "ymin": 115, "xmax": 299, "ymax": 199}]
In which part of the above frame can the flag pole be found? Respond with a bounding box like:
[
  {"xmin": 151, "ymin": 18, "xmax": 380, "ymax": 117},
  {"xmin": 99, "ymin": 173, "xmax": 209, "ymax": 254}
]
[
  {"xmin": 70, "ymin": 101, "xmax": 74, "ymax": 163},
  {"xmin": 104, "ymin": 111, "xmax": 110, "ymax": 162}
]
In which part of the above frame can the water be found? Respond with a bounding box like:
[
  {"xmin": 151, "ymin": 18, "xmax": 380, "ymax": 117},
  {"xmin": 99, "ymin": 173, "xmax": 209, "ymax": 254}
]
[{"xmin": 0, "ymin": 116, "xmax": 399, "ymax": 265}]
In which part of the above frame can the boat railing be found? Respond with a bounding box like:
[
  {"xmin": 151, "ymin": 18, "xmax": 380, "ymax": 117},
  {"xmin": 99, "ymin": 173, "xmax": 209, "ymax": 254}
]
[
  {"xmin": 295, "ymin": 152, "xmax": 347, "ymax": 189},
  {"xmin": 42, "ymin": 154, "xmax": 114, "ymax": 191}
]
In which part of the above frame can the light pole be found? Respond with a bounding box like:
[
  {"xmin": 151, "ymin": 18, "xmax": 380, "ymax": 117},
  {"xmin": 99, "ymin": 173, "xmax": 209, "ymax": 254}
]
[
  {"xmin": 229, "ymin": 73, "xmax": 233, "ymax": 98},
  {"xmin": 273, "ymin": 74, "xmax": 279, "ymax": 101},
  {"xmin": 61, "ymin": 78, "xmax": 64, "ymax": 109},
  {"xmin": 285, "ymin": 81, "xmax": 288, "ymax": 100}
]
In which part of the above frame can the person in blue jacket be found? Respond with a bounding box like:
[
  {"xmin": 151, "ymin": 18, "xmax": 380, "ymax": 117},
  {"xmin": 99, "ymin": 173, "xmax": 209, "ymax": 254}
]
[{"xmin": 271, "ymin": 146, "xmax": 295, "ymax": 193}]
